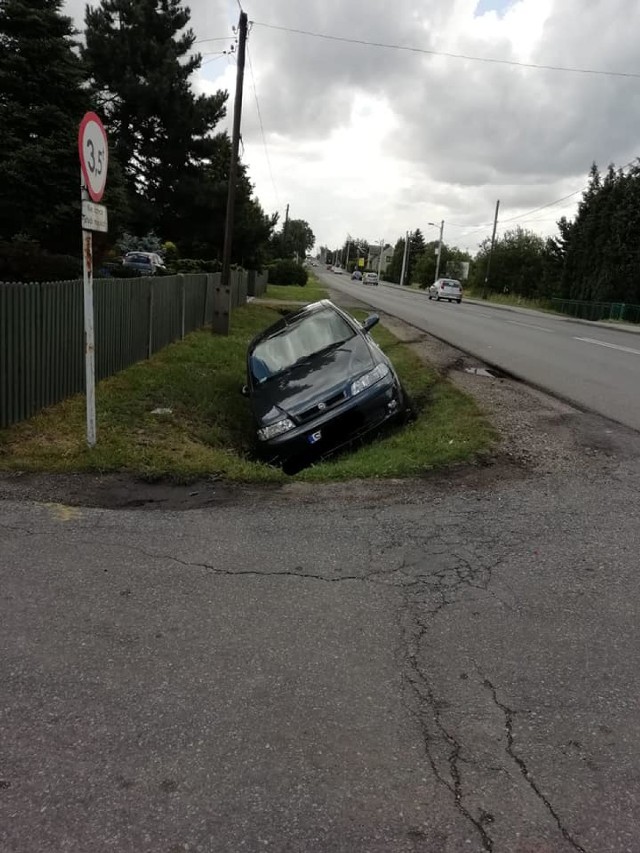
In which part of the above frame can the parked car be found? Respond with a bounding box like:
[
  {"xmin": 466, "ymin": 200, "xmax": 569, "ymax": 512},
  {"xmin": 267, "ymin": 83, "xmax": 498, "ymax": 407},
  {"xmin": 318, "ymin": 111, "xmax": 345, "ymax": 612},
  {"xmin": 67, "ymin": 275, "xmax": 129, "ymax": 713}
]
[
  {"xmin": 351, "ymin": 270, "xmax": 362, "ymax": 281},
  {"xmin": 363, "ymin": 272, "xmax": 379, "ymax": 286},
  {"xmin": 122, "ymin": 252, "xmax": 166, "ymax": 275},
  {"xmin": 243, "ymin": 300, "xmax": 411, "ymax": 469},
  {"xmin": 332, "ymin": 266, "xmax": 344, "ymax": 274},
  {"xmin": 428, "ymin": 278, "xmax": 463, "ymax": 303}
]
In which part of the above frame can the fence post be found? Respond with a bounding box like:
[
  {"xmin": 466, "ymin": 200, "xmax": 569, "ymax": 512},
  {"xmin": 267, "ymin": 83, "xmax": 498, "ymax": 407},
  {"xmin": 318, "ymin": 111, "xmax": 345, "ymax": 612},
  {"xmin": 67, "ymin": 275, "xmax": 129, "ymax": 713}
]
[
  {"xmin": 238, "ymin": 270, "xmax": 248, "ymax": 306},
  {"xmin": 179, "ymin": 274, "xmax": 186, "ymax": 339},
  {"xmin": 212, "ymin": 280, "xmax": 231, "ymax": 335},
  {"xmin": 147, "ymin": 279, "xmax": 154, "ymax": 358}
]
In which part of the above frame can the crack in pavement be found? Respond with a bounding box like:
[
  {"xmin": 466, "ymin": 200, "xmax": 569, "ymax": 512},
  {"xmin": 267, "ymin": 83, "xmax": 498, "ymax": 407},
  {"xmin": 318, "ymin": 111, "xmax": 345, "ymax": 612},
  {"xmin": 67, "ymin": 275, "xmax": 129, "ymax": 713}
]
[
  {"xmin": 403, "ymin": 623, "xmax": 495, "ymax": 851},
  {"xmin": 483, "ymin": 677, "xmax": 589, "ymax": 853},
  {"xmin": 0, "ymin": 520, "xmax": 37, "ymax": 537}
]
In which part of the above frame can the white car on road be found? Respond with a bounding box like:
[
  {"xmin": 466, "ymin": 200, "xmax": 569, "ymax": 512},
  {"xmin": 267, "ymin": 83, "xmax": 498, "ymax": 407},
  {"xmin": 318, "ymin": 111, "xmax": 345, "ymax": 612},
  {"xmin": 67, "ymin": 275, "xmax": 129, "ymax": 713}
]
[
  {"xmin": 362, "ymin": 272, "xmax": 379, "ymax": 286},
  {"xmin": 429, "ymin": 278, "xmax": 463, "ymax": 303}
]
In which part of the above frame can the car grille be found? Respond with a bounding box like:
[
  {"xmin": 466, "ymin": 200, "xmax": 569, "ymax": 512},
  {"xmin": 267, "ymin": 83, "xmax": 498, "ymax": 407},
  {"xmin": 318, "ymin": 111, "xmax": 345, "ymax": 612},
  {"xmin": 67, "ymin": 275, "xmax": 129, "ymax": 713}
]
[{"xmin": 297, "ymin": 390, "xmax": 347, "ymax": 423}]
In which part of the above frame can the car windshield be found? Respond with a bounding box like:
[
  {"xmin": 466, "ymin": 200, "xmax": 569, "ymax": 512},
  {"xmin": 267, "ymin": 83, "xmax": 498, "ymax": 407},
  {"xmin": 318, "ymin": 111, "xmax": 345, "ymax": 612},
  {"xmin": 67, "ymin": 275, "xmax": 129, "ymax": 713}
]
[{"xmin": 251, "ymin": 308, "xmax": 356, "ymax": 383}]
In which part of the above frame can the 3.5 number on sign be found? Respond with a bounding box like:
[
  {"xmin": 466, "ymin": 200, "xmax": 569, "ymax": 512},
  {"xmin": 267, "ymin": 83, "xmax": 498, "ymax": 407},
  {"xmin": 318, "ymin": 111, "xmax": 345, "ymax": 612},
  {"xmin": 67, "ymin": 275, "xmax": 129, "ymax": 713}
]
[{"xmin": 78, "ymin": 112, "xmax": 109, "ymax": 202}]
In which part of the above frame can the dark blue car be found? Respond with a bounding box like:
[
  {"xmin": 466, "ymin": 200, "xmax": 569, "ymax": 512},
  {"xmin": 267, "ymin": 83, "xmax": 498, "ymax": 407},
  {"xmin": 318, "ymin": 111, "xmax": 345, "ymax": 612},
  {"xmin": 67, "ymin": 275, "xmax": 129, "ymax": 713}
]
[{"xmin": 243, "ymin": 300, "xmax": 411, "ymax": 469}]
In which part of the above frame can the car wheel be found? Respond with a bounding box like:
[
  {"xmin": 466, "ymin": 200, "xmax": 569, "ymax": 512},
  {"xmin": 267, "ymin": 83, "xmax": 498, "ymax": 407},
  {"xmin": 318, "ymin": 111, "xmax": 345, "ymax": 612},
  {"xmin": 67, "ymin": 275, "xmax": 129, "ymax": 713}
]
[
  {"xmin": 436, "ymin": 296, "xmax": 440, "ymax": 302},
  {"xmin": 457, "ymin": 299, "xmax": 462, "ymax": 304},
  {"xmin": 428, "ymin": 294, "xmax": 432, "ymax": 300}
]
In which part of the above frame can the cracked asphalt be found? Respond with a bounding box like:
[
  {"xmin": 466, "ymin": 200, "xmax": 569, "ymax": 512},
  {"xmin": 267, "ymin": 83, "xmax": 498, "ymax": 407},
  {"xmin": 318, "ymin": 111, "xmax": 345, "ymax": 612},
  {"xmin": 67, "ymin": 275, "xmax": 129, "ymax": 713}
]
[{"xmin": 2, "ymin": 432, "xmax": 640, "ymax": 852}]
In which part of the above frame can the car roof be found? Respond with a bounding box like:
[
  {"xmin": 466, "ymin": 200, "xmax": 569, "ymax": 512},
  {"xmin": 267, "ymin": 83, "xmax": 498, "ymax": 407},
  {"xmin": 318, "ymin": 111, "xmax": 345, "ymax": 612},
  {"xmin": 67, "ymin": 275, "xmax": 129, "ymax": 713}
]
[{"xmin": 248, "ymin": 300, "xmax": 348, "ymax": 352}]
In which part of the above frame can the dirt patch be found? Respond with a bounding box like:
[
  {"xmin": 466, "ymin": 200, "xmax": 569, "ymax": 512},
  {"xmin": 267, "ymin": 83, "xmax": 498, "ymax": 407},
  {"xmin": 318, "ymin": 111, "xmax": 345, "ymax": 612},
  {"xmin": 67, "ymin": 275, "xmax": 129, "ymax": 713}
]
[
  {"xmin": 379, "ymin": 312, "xmax": 640, "ymax": 477},
  {"xmin": 0, "ymin": 457, "xmax": 527, "ymax": 511}
]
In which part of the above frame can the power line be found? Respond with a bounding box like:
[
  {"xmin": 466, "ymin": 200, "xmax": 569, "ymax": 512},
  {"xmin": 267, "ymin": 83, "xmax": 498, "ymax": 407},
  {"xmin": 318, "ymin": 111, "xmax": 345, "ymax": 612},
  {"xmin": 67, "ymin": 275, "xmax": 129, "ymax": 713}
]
[
  {"xmin": 250, "ymin": 21, "xmax": 640, "ymax": 80},
  {"xmin": 498, "ymin": 189, "xmax": 583, "ymax": 225},
  {"xmin": 498, "ymin": 157, "xmax": 639, "ymax": 226},
  {"xmin": 194, "ymin": 36, "xmax": 232, "ymax": 44},
  {"xmin": 246, "ymin": 43, "xmax": 280, "ymax": 207}
]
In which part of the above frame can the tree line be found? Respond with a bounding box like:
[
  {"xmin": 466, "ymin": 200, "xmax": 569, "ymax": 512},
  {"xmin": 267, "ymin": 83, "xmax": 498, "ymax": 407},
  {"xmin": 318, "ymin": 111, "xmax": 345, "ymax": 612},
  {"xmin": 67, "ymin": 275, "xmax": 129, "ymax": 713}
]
[
  {"xmin": 382, "ymin": 162, "xmax": 640, "ymax": 306},
  {"xmin": 0, "ymin": 0, "xmax": 315, "ymax": 278}
]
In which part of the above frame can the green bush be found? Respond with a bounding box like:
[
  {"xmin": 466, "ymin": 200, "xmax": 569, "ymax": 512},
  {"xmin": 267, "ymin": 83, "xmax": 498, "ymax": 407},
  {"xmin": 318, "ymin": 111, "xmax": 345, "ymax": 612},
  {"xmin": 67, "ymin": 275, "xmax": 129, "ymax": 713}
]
[
  {"xmin": 169, "ymin": 258, "xmax": 221, "ymax": 274},
  {"xmin": 267, "ymin": 259, "xmax": 308, "ymax": 286},
  {"xmin": 0, "ymin": 237, "xmax": 82, "ymax": 282},
  {"xmin": 98, "ymin": 261, "xmax": 142, "ymax": 278}
]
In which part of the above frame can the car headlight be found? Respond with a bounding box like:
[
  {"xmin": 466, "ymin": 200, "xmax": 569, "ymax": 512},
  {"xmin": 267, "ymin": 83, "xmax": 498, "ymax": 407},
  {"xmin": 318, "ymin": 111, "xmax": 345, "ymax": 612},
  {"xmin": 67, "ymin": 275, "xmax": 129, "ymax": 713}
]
[
  {"xmin": 350, "ymin": 363, "xmax": 390, "ymax": 396},
  {"xmin": 257, "ymin": 418, "xmax": 295, "ymax": 442}
]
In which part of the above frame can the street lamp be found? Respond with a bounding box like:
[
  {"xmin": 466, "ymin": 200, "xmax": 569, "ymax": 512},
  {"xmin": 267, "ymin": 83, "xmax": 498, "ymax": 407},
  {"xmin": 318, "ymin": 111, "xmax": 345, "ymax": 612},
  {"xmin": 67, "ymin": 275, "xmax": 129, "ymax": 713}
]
[{"xmin": 428, "ymin": 220, "xmax": 445, "ymax": 283}]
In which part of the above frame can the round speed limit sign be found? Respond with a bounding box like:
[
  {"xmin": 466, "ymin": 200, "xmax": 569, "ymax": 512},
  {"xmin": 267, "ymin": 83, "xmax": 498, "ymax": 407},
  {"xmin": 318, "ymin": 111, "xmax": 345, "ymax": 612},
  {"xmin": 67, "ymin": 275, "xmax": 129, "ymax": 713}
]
[{"xmin": 78, "ymin": 112, "xmax": 109, "ymax": 202}]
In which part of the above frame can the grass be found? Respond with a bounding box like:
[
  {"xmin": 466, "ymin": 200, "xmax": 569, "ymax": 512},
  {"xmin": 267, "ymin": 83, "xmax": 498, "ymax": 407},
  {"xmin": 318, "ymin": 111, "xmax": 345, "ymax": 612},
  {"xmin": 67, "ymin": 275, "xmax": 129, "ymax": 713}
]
[
  {"xmin": 265, "ymin": 274, "xmax": 328, "ymax": 304},
  {"xmin": 463, "ymin": 288, "xmax": 554, "ymax": 313},
  {"xmin": 0, "ymin": 305, "xmax": 495, "ymax": 482}
]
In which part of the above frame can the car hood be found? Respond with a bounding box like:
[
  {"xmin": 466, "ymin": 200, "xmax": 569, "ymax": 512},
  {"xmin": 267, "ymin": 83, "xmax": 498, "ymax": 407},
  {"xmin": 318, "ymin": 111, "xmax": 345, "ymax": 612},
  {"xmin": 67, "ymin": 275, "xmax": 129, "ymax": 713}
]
[{"xmin": 251, "ymin": 335, "xmax": 376, "ymax": 422}]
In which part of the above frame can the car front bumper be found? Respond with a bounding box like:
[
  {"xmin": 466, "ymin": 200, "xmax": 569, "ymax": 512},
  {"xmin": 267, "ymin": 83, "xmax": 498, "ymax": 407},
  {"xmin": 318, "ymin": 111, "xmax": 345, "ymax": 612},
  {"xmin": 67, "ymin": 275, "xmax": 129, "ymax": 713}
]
[{"xmin": 259, "ymin": 377, "xmax": 403, "ymax": 464}]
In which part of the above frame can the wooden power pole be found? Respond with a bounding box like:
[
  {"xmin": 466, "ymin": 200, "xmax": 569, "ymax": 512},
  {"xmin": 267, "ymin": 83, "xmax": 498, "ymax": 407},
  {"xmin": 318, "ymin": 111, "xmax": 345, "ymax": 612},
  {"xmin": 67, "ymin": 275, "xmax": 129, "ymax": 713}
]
[
  {"xmin": 483, "ymin": 199, "xmax": 500, "ymax": 300},
  {"xmin": 220, "ymin": 10, "xmax": 248, "ymax": 305}
]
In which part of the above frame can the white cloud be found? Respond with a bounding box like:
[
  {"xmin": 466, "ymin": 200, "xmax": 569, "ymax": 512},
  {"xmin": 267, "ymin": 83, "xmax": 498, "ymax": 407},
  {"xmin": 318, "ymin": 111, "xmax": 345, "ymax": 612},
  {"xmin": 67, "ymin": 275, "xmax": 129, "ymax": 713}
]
[{"xmin": 65, "ymin": 0, "xmax": 640, "ymax": 253}]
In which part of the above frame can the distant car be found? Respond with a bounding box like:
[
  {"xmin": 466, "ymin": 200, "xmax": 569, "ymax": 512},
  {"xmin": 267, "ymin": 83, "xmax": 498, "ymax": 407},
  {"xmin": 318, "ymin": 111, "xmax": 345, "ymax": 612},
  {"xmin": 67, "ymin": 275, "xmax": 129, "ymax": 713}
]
[
  {"xmin": 363, "ymin": 272, "xmax": 379, "ymax": 286},
  {"xmin": 243, "ymin": 300, "xmax": 411, "ymax": 470},
  {"xmin": 332, "ymin": 266, "xmax": 344, "ymax": 274},
  {"xmin": 429, "ymin": 278, "xmax": 463, "ymax": 303},
  {"xmin": 351, "ymin": 270, "xmax": 362, "ymax": 281},
  {"xmin": 122, "ymin": 252, "xmax": 166, "ymax": 275}
]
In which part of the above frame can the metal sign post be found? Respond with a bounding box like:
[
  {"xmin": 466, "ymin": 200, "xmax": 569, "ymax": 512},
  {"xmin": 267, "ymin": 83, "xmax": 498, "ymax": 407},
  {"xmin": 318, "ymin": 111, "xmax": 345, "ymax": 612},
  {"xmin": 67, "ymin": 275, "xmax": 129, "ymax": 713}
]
[{"xmin": 78, "ymin": 112, "xmax": 109, "ymax": 448}]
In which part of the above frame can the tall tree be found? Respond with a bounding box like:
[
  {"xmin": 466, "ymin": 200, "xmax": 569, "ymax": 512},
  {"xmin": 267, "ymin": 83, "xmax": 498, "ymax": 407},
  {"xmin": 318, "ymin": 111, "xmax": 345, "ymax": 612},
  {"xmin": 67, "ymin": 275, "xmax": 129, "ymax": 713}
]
[
  {"xmin": 407, "ymin": 228, "xmax": 426, "ymax": 284},
  {"xmin": 0, "ymin": 0, "xmax": 89, "ymax": 252},
  {"xmin": 387, "ymin": 237, "xmax": 406, "ymax": 284},
  {"xmin": 83, "ymin": 0, "xmax": 227, "ymax": 240},
  {"xmin": 286, "ymin": 219, "xmax": 315, "ymax": 260}
]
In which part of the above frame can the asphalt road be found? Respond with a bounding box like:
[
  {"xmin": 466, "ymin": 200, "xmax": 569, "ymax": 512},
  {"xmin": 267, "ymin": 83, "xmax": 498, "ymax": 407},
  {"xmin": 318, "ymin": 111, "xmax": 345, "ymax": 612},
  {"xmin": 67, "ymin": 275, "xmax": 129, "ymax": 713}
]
[
  {"xmin": 3, "ymin": 451, "xmax": 640, "ymax": 852},
  {"xmin": 318, "ymin": 269, "xmax": 640, "ymax": 432}
]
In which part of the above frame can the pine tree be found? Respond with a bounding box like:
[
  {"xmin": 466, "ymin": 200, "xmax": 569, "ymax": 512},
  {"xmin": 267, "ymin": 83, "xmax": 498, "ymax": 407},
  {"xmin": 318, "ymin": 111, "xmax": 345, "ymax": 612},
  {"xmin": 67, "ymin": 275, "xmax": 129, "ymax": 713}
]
[
  {"xmin": 83, "ymin": 0, "xmax": 228, "ymax": 239},
  {"xmin": 0, "ymin": 0, "xmax": 89, "ymax": 252}
]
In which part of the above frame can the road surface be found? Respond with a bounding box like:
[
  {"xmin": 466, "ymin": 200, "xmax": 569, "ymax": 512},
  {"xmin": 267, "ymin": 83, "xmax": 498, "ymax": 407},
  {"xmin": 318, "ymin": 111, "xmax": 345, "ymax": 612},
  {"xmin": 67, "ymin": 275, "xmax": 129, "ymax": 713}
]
[
  {"xmin": 3, "ymin": 441, "xmax": 640, "ymax": 852},
  {"xmin": 318, "ymin": 269, "xmax": 640, "ymax": 432}
]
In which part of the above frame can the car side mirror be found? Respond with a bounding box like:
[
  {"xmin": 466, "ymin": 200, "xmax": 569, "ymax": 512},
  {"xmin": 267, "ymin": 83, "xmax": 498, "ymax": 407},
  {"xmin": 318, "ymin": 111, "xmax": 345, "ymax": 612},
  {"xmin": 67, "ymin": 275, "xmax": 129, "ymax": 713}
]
[
  {"xmin": 241, "ymin": 384, "xmax": 249, "ymax": 397},
  {"xmin": 362, "ymin": 314, "xmax": 379, "ymax": 332}
]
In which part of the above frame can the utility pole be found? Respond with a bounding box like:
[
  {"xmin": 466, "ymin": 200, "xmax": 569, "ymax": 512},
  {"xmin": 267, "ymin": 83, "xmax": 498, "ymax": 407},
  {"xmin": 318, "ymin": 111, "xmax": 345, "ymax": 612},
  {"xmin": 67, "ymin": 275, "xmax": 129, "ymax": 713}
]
[
  {"xmin": 483, "ymin": 200, "xmax": 500, "ymax": 300},
  {"xmin": 377, "ymin": 239, "xmax": 384, "ymax": 279},
  {"xmin": 345, "ymin": 235, "xmax": 351, "ymax": 270},
  {"xmin": 434, "ymin": 219, "xmax": 445, "ymax": 283},
  {"xmin": 220, "ymin": 10, "xmax": 248, "ymax": 311},
  {"xmin": 284, "ymin": 203, "xmax": 289, "ymax": 238},
  {"xmin": 400, "ymin": 230, "xmax": 410, "ymax": 286}
]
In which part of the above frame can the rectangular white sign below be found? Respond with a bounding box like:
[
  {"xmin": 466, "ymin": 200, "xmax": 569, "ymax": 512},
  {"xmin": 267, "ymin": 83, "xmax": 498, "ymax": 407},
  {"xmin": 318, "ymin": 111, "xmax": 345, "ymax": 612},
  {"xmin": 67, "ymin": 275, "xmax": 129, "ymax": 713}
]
[{"xmin": 81, "ymin": 200, "xmax": 108, "ymax": 233}]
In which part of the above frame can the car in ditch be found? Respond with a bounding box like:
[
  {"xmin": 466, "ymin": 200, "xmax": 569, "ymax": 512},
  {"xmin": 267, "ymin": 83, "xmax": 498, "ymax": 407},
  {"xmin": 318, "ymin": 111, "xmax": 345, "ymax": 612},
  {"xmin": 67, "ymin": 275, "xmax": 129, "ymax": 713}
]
[{"xmin": 243, "ymin": 300, "xmax": 412, "ymax": 469}]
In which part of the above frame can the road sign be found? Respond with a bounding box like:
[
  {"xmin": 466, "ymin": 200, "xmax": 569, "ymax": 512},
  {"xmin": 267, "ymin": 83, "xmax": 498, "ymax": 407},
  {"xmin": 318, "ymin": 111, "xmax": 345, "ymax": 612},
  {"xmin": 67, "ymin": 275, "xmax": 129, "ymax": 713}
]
[
  {"xmin": 81, "ymin": 200, "xmax": 108, "ymax": 233},
  {"xmin": 78, "ymin": 112, "xmax": 109, "ymax": 202},
  {"xmin": 78, "ymin": 111, "xmax": 109, "ymax": 448}
]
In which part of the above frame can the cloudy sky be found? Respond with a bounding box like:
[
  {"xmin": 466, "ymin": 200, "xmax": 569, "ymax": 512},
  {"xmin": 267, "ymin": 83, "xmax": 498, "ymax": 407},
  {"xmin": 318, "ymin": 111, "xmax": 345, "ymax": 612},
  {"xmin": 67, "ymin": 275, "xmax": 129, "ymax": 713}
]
[{"xmin": 67, "ymin": 0, "xmax": 640, "ymax": 253}]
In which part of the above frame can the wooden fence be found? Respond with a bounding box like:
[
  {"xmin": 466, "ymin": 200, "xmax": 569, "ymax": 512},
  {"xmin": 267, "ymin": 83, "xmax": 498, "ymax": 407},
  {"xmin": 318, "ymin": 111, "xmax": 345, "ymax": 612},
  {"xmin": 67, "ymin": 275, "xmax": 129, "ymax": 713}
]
[{"xmin": 0, "ymin": 269, "xmax": 268, "ymax": 429}]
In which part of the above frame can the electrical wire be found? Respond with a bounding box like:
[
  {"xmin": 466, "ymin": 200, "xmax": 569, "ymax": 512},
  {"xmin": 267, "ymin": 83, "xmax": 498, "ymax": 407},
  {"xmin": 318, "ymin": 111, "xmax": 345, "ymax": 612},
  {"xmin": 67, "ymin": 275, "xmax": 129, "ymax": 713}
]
[
  {"xmin": 194, "ymin": 36, "xmax": 232, "ymax": 44},
  {"xmin": 247, "ymin": 43, "xmax": 280, "ymax": 207},
  {"xmin": 250, "ymin": 21, "xmax": 640, "ymax": 80}
]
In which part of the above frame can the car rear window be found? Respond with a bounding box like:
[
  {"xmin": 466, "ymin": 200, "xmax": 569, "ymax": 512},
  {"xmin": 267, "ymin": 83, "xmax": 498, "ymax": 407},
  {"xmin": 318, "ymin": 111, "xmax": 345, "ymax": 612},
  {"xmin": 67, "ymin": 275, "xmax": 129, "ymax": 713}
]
[{"xmin": 251, "ymin": 308, "xmax": 356, "ymax": 382}]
